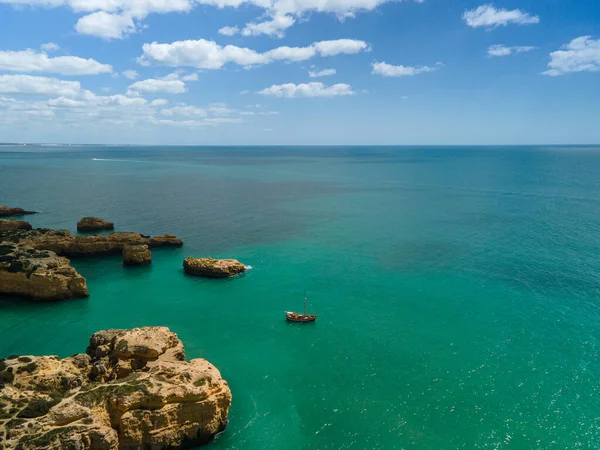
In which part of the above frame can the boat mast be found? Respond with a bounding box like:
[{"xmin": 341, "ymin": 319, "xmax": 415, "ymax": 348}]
[{"xmin": 304, "ymin": 289, "xmax": 306, "ymax": 316}]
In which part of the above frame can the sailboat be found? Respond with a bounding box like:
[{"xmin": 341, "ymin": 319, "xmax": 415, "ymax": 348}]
[{"xmin": 286, "ymin": 290, "xmax": 317, "ymax": 323}]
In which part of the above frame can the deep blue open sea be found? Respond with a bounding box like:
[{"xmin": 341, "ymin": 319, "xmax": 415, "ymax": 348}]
[{"xmin": 1, "ymin": 145, "xmax": 600, "ymax": 449}]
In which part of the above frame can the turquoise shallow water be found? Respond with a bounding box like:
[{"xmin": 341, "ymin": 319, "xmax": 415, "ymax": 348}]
[{"xmin": 1, "ymin": 145, "xmax": 600, "ymax": 449}]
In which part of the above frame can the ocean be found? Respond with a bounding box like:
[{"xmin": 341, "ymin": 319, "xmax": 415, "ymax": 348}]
[{"xmin": 1, "ymin": 145, "xmax": 600, "ymax": 449}]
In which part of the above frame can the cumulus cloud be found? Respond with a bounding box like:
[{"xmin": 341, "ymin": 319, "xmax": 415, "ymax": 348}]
[
  {"xmin": 161, "ymin": 104, "xmax": 207, "ymax": 117},
  {"xmin": 41, "ymin": 42, "xmax": 60, "ymax": 52},
  {"xmin": 309, "ymin": 68, "xmax": 336, "ymax": 77},
  {"xmin": 543, "ymin": 36, "xmax": 600, "ymax": 76},
  {"xmin": 75, "ymin": 11, "xmax": 136, "ymax": 39},
  {"xmin": 258, "ymin": 82, "xmax": 353, "ymax": 98},
  {"xmin": 241, "ymin": 15, "xmax": 295, "ymax": 38},
  {"xmin": 127, "ymin": 78, "xmax": 187, "ymax": 95},
  {"xmin": 487, "ymin": 45, "xmax": 536, "ymax": 57},
  {"xmin": 0, "ymin": 49, "xmax": 112, "ymax": 75},
  {"xmin": 218, "ymin": 26, "xmax": 239, "ymax": 36},
  {"xmin": 0, "ymin": 0, "xmax": 422, "ymax": 38},
  {"xmin": 122, "ymin": 70, "xmax": 139, "ymax": 79},
  {"xmin": 371, "ymin": 62, "xmax": 436, "ymax": 76},
  {"xmin": 0, "ymin": 74, "xmax": 84, "ymax": 97},
  {"xmin": 181, "ymin": 73, "xmax": 199, "ymax": 81},
  {"xmin": 139, "ymin": 38, "xmax": 369, "ymax": 69},
  {"xmin": 462, "ymin": 4, "xmax": 539, "ymax": 28},
  {"xmin": 151, "ymin": 98, "xmax": 169, "ymax": 107}
]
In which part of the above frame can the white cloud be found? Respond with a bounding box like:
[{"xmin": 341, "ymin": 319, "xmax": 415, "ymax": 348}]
[
  {"xmin": 241, "ymin": 15, "xmax": 295, "ymax": 38},
  {"xmin": 161, "ymin": 104, "xmax": 207, "ymax": 117},
  {"xmin": 218, "ymin": 26, "xmax": 239, "ymax": 36},
  {"xmin": 313, "ymin": 39, "xmax": 369, "ymax": 56},
  {"xmin": 371, "ymin": 62, "xmax": 436, "ymax": 77},
  {"xmin": 151, "ymin": 98, "xmax": 168, "ymax": 107},
  {"xmin": 258, "ymin": 82, "xmax": 354, "ymax": 98},
  {"xmin": 139, "ymin": 38, "xmax": 369, "ymax": 69},
  {"xmin": 1, "ymin": 0, "xmax": 422, "ymax": 39},
  {"xmin": 75, "ymin": 11, "xmax": 136, "ymax": 39},
  {"xmin": 204, "ymin": 117, "xmax": 243, "ymax": 124},
  {"xmin": 240, "ymin": 90, "xmax": 250, "ymax": 95},
  {"xmin": 0, "ymin": 49, "xmax": 112, "ymax": 75},
  {"xmin": 181, "ymin": 73, "xmax": 199, "ymax": 81},
  {"xmin": 309, "ymin": 68, "xmax": 336, "ymax": 77},
  {"xmin": 127, "ymin": 78, "xmax": 187, "ymax": 94},
  {"xmin": 41, "ymin": 42, "xmax": 60, "ymax": 52},
  {"xmin": 208, "ymin": 102, "xmax": 237, "ymax": 115},
  {"xmin": 487, "ymin": 45, "xmax": 536, "ymax": 57},
  {"xmin": 0, "ymin": 74, "xmax": 83, "ymax": 97},
  {"xmin": 543, "ymin": 36, "xmax": 600, "ymax": 76},
  {"xmin": 462, "ymin": 4, "xmax": 539, "ymax": 28},
  {"xmin": 122, "ymin": 69, "xmax": 139, "ymax": 79}
]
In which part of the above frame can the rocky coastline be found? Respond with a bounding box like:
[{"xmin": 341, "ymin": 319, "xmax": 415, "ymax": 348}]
[{"xmin": 0, "ymin": 327, "xmax": 231, "ymax": 449}]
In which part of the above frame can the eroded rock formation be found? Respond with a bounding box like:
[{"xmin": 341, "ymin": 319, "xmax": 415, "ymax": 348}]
[
  {"xmin": 0, "ymin": 229, "xmax": 182, "ymax": 257},
  {"xmin": 77, "ymin": 217, "xmax": 115, "ymax": 232},
  {"xmin": 0, "ymin": 327, "xmax": 231, "ymax": 450},
  {"xmin": 0, "ymin": 220, "xmax": 32, "ymax": 231},
  {"xmin": 0, "ymin": 206, "xmax": 36, "ymax": 217},
  {"xmin": 122, "ymin": 244, "xmax": 151, "ymax": 266},
  {"xmin": 0, "ymin": 243, "xmax": 89, "ymax": 300},
  {"xmin": 183, "ymin": 257, "xmax": 246, "ymax": 278}
]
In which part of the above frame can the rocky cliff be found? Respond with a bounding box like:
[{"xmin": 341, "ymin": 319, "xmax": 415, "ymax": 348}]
[
  {"xmin": 0, "ymin": 206, "xmax": 36, "ymax": 217},
  {"xmin": 0, "ymin": 327, "xmax": 231, "ymax": 450},
  {"xmin": 183, "ymin": 257, "xmax": 247, "ymax": 278},
  {"xmin": 77, "ymin": 217, "xmax": 115, "ymax": 232},
  {"xmin": 0, "ymin": 229, "xmax": 182, "ymax": 257},
  {"xmin": 0, "ymin": 243, "xmax": 89, "ymax": 300}
]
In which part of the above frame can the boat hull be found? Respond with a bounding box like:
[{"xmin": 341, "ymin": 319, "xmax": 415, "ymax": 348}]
[{"xmin": 286, "ymin": 312, "xmax": 317, "ymax": 323}]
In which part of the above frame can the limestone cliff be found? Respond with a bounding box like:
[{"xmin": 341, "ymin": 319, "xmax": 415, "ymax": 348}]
[
  {"xmin": 0, "ymin": 243, "xmax": 89, "ymax": 300},
  {"xmin": 0, "ymin": 327, "xmax": 231, "ymax": 450}
]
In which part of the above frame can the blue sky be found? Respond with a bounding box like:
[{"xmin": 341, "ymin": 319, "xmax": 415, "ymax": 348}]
[{"xmin": 0, "ymin": 0, "xmax": 598, "ymax": 145}]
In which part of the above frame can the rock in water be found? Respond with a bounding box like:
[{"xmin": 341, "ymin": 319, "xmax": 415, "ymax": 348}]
[
  {"xmin": 0, "ymin": 206, "xmax": 37, "ymax": 217},
  {"xmin": 77, "ymin": 217, "xmax": 115, "ymax": 231},
  {"xmin": 0, "ymin": 327, "xmax": 231, "ymax": 450},
  {"xmin": 0, "ymin": 229, "xmax": 183, "ymax": 257},
  {"xmin": 0, "ymin": 243, "xmax": 89, "ymax": 300},
  {"xmin": 123, "ymin": 244, "xmax": 151, "ymax": 266},
  {"xmin": 0, "ymin": 219, "xmax": 32, "ymax": 231},
  {"xmin": 183, "ymin": 257, "xmax": 247, "ymax": 278}
]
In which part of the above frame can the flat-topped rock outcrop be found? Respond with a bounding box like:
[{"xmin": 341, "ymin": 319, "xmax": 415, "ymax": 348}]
[
  {"xmin": 123, "ymin": 244, "xmax": 151, "ymax": 266},
  {"xmin": 183, "ymin": 257, "xmax": 247, "ymax": 278},
  {"xmin": 0, "ymin": 220, "xmax": 32, "ymax": 231},
  {"xmin": 0, "ymin": 228, "xmax": 182, "ymax": 257},
  {"xmin": 0, "ymin": 206, "xmax": 36, "ymax": 217},
  {"xmin": 0, "ymin": 326, "xmax": 231, "ymax": 449},
  {"xmin": 0, "ymin": 243, "xmax": 88, "ymax": 300},
  {"xmin": 77, "ymin": 217, "xmax": 115, "ymax": 232}
]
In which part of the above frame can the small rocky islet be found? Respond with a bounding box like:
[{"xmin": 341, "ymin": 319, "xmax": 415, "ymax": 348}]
[
  {"xmin": 0, "ymin": 326, "xmax": 231, "ymax": 450},
  {"xmin": 77, "ymin": 217, "xmax": 115, "ymax": 232},
  {"xmin": 0, "ymin": 206, "xmax": 37, "ymax": 218},
  {"xmin": 183, "ymin": 257, "xmax": 247, "ymax": 278}
]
